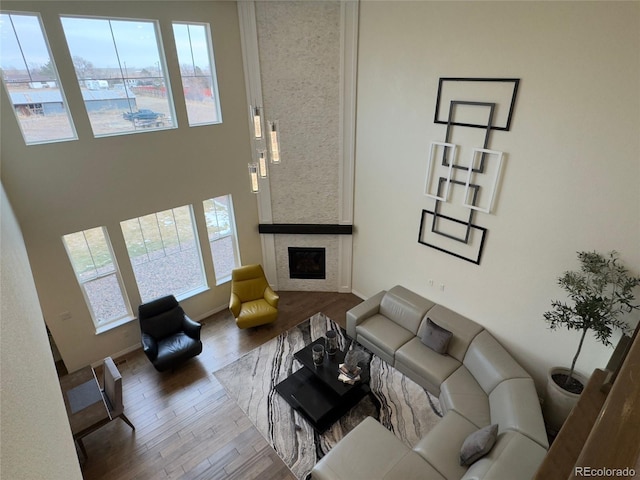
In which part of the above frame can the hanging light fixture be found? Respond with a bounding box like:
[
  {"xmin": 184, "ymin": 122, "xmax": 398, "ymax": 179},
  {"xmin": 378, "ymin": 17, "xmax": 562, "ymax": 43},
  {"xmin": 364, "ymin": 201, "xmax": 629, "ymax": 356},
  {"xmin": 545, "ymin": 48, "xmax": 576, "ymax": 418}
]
[
  {"xmin": 246, "ymin": 104, "xmax": 283, "ymax": 192},
  {"xmin": 268, "ymin": 120, "xmax": 281, "ymax": 164},
  {"xmin": 248, "ymin": 163, "xmax": 259, "ymax": 193},
  {"xmin": 251, "ymin": 105, "xmax": 263, "ymax": 139},
  {"xmin": 258, "ymin": 150, "xmax": 268, "ymax": 178}
]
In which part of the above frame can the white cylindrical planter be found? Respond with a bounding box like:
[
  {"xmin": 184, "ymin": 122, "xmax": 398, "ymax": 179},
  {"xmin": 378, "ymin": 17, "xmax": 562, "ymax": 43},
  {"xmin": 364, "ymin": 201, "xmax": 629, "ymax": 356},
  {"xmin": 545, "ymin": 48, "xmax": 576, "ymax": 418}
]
[{"xmin": 543, "ymin": 367, "xmax": 589, "ymax": 433}]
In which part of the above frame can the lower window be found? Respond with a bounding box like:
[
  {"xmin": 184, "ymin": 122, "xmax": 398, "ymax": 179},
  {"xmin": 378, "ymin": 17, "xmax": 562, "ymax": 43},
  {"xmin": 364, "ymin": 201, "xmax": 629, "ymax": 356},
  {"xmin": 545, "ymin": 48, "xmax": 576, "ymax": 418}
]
[
  {"xmin": 203, "ymin": 195, "xmax": 241, "ymax": 284},
  {"xmin": 62, "ymin": 227, "xmax": 132, "ymax": 329},
  {"xmin": 120, "ymin": 204, "xmax": 207, "ymax": 303}
]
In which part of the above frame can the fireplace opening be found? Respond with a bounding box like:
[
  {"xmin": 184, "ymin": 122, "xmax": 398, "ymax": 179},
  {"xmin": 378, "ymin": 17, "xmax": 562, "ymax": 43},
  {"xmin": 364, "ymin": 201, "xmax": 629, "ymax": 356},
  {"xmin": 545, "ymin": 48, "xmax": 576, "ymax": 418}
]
[{"xmin": 288, "ymin": 247, "xmax": 326, "ymax": 279}]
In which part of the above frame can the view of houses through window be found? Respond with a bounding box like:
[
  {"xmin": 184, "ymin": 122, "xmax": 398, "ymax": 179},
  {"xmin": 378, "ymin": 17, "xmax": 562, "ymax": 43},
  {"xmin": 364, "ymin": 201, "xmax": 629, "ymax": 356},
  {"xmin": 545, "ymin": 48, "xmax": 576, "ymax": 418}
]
[
  {"xmin": 1, "ymin": 12, "xmax": 223, "ymax": 143},
  {"xmin": 172, "ymin": 22, "xmax": 222, "ymax": 126},
  {"xmin": 0, "ymin": 12, "xmax": 77, "ymax": 144},
  {"xmin": 60, "ymin": 16, "xmax": 176, "ymax": 136}
]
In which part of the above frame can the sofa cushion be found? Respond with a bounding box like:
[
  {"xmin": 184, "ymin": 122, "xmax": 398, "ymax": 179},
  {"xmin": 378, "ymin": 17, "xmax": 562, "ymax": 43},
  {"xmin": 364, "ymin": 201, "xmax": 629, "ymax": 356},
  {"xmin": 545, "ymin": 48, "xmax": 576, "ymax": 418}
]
[
  {"xmin": 395, "ymin": 337, "xmax": 460, "ymax": 396},
  {"xmin": 439, "ymin": 366, "xmax": 491, "ymax": 428},
  {"xmin": 379, "ymin": 285, "xmax": 435, "ymax": 335},
  {"xmin": 346, "ymin": 290, "xmax": 386, "ymax": 339},
  {"xmin": 356, "ymin": 314, "xmax": 415, "ymax": 365},
  {"xmin": 418, "ymin": 304, "xmax": 484, "ymax": 362},
  {"xmin": 311, "ymin": 416, "xmax": 445, "ymax": 480},
  {"xmin": 489, "ymin": 378, "xmax": 549, "ymax": 449},
  {"xmin": 413, "ymin": 410, "xmax": 479, "ymax": 480},
  {"xmin": 384, "ymin": 451, "xmax": 447, "ymax": 480},
  {"xmin": 460, "ymin": 431, "xmax": 548, "ymax": 480},
  {"xmin": 463, "ymin": 331, "xmax": 530, "ymax": 394},
  {"xmin": 460, "ymin": 424, "xmax": 498, "ymax": 466},
  {"xmin": 421, "ymin": 318, "xmax": 453, "ymax": 354}
]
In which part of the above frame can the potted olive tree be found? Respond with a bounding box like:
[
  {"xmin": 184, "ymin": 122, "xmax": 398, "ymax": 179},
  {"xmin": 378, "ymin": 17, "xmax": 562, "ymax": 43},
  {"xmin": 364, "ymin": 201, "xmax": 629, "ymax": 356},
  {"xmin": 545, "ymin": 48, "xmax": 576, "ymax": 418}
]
[{"xmin": 542, "ymin": 250, "xmax": 639, "ymax": 432}]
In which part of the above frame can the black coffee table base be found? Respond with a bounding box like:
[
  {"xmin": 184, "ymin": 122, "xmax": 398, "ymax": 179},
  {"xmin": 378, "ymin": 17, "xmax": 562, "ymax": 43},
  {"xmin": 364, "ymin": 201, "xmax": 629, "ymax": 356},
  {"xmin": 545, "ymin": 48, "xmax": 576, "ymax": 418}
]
[
  {"xmin": 275, "ymin": 368, "xmax": 370, "ymax": 433},
  {"xmin": 275, "ymin": 338, "xmax": 370, "ymax": 433}
]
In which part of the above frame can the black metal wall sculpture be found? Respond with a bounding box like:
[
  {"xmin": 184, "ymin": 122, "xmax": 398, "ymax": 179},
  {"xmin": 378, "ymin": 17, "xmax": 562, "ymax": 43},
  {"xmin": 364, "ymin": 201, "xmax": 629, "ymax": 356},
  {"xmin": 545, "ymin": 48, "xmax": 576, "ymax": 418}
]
[
  {"xmin": 434, "ymin": 78, "xmax": 520, "ymax": 130},
  {"xmin": 419, "ymin": 78, "xmax": 520, "ymax": 265}
]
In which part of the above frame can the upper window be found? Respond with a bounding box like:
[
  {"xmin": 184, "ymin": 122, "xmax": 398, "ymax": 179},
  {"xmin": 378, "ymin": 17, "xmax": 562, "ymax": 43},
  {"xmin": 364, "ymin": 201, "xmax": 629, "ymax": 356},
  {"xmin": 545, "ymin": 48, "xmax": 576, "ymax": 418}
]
[
  {"xmin": 60, "ymin": 15, "xmax": 176, "ymax": 137},
  {"xmin": 203, "ymin": 195, "xmax": 240, "ymax": 284},
  {"xmin": 63, "ymin": 227, "xmax": 132, "ymax": 332},
  {"xmin": 0, "ymin": 12, "xmax": 77, "ymax": 144},
  {"xmin": 121, "ymin": 205, "xmax": 206, "ymax": 303},
  {"xmin": 172, "ymin": 22, "xmax": 221, "ymax": 126}
]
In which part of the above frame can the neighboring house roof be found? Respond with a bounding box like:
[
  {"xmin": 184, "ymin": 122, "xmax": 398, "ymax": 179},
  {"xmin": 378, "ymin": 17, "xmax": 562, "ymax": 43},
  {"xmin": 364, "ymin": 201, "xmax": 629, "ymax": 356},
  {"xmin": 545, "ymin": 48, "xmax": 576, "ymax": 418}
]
[
  {"xmin": 9, "ymin": 90, "xmax": 64, "ymax": 104},
  {"xmin": 9, "ymin": 88, "xmax": 136, "ymax": 105}
]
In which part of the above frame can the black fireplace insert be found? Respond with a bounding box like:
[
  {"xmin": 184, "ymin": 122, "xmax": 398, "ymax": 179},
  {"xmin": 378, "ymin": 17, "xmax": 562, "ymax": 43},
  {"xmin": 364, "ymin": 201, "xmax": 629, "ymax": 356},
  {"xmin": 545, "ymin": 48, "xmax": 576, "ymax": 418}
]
[{"xmin": 288, "ymin": 247, "xmax": 326, "ymax": 279}]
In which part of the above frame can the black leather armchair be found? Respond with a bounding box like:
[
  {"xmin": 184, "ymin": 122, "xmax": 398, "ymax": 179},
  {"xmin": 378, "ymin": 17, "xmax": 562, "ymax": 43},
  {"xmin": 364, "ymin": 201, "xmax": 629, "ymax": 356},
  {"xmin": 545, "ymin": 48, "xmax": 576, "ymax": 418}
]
[{"xmin": 138, "ymin": 295, "xmax": 202, "ymax": 372}]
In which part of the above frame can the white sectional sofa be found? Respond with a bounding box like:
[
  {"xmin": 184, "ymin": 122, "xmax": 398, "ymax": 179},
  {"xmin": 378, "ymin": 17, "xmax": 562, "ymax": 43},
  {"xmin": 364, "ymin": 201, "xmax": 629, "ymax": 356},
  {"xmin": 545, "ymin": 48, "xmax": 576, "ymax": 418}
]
[{"xmin": 312, "ymin": 286, "xmax": 548, "ymax": 480}]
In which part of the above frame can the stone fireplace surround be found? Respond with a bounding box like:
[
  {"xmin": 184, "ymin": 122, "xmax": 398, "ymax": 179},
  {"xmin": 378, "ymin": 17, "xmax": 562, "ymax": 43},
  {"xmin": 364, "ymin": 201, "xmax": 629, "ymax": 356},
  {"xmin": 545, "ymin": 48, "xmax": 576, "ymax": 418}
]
[
  {"xmin": 238, "ymin": 2, "xmax": 358, "ymax": 294},
  {"xmin": 258, "ymin": 224, "xmax": 353, "ymax": 292}
]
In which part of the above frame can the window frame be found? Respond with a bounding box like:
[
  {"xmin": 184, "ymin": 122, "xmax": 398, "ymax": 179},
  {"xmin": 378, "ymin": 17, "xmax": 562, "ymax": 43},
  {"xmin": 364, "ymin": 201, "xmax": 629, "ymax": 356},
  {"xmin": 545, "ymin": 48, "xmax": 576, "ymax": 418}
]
[
  {"xmin": 62, "ymin": 226, "xmax": 134, "ymax": 333},
  {"xmin": 0, "ymin": 10, "xmax": 78, "ymax": 145},
  {"xmin": 203, "ymin": 194, "xmax": 241, "ymax": 285},
  {"xmin": 121, "ymin": 204, "xmax": 208, "ymax": 303},
  {"xmin": 171, "ymin": 20, "xmax": 222, "ymax": 127},
  {"xmin": 59, "ymin": 14, "xmax": 178, "ymax": 138}
]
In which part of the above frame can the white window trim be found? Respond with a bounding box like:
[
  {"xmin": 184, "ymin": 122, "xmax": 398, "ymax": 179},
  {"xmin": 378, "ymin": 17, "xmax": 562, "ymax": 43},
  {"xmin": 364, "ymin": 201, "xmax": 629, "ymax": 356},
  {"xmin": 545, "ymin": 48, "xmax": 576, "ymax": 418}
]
[
  {"xmin": 0, "ymin": 10, "xmax": 78, "ymax": 145},
  {"xmin": 204, "ymin": 195, "xmax": 241, "ymax": 286},
  {"xmin": 123, "ymin": 204, "xmax": 209, "ymax": 303},
  {"xmin": 59, "ymin": 14, "xmax": 177, "ymax": 138},
  {"xmin": 94, "ymin": 314, "xmax": 136, "ymax": 335},
  {"xmin": 63, "ymin": 227, "xmax": 134, "ymax": 332},
  {"xmin": 172, "ymin": 21, "xmax": 223, "ymax": 127}
]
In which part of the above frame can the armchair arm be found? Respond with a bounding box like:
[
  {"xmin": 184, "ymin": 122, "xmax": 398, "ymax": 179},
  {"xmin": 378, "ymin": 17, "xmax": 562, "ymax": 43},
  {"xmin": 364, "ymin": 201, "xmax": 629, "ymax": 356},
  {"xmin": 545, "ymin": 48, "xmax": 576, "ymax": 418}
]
[
  {"xmin": 182, "ymin": 315, "xmax": 202, "ymax": 341},
  {"xmin": 346, "ymin": 290, "xmax": 386, "ymax": 339},
  {"xmin": 229, "ymin": 292, "xmax": 241, "ymax": 318},
  {"xmin": 141, "ymin": 333, "xmax": 158, "ymax": 360},
  {"xmin": 264, "ymin": 286, "xmax": 279, "ymax": 308}
]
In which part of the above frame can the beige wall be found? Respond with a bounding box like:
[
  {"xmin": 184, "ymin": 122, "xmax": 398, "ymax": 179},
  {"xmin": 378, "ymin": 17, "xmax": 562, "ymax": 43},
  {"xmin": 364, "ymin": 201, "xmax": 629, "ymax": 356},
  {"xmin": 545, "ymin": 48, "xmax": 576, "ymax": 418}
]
[
  {"xmin": 1, "ymin": 184, "xmax": 83, "ymax": 479},
  {"xmin": 3, "ymin": 0, "xmax": 639, "ymax": 393},
  {"xmin": 353, "ymin": 1, "xmax": 640, "ymax": 391},
  {"xmin": 1, "ymin": 1, "xmax": 261, "ymax": 372}
]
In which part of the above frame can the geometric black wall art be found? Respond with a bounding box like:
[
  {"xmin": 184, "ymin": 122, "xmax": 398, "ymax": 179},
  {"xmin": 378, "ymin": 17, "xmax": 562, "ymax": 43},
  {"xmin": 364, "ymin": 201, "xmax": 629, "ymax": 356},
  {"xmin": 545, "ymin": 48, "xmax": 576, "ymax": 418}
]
[
  {"xmin": 419, "ymin": 77, "xmax": 520, "ymax": 265},
  {"xmin": 434, "ymin": 78, "xmax": 520, "ymax": 131},
  {"xmin": 418, "ymin": 209, "xmax": 487, "ymax": 264}
]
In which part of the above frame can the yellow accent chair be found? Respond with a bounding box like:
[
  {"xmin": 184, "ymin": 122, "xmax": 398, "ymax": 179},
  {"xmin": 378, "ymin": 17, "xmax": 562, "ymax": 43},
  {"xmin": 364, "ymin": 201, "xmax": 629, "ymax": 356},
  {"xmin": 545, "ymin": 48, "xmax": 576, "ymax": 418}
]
[{"xmin": 229, "ymin": 264, "xmax": 279, "ymax": 329}]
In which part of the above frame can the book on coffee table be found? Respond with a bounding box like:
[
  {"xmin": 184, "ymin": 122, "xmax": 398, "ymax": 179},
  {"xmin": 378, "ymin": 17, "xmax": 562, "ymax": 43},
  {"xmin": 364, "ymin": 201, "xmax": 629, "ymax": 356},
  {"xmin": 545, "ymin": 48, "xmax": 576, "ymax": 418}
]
[{"xmin": 338, "ymin": 363, "xmax": 361, "ymax": 384}]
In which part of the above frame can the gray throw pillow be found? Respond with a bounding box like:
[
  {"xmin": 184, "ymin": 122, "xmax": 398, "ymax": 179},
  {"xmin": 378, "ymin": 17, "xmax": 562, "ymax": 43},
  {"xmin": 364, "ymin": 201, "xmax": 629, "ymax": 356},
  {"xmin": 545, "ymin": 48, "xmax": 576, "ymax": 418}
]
[
  {"xmin": 459, "ymin": 424, "xmax": 499, "ymax": 467},
  {"xmin": 420, "ymin": 318, "xmax": 453, "ymax": 354}
]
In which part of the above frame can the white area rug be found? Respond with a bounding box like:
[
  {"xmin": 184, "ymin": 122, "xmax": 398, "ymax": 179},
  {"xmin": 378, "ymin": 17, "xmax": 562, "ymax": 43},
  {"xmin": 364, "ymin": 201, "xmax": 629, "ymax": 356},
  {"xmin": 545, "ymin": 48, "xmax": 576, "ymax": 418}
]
[{"xmin": 214, "ymin": 313, "xmax": 442, "ymax": 479}]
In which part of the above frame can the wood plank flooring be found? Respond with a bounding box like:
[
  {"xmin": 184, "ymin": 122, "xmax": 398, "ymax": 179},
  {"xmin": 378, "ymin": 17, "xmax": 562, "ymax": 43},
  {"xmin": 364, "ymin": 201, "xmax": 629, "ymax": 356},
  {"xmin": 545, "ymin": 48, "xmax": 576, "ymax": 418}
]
[{"xmin": 79, "ymin": 291, "xmax": 362, "ymax": 480}]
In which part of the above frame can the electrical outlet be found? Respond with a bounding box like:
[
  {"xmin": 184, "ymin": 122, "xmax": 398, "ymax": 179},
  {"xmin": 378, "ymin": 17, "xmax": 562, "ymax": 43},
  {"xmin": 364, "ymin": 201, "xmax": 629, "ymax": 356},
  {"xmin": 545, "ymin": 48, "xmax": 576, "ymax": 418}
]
[
  {"xmin": 439, "ymin": 284, "xmax": 445, "ymax": 292},
  {"xmin": 428, "ymin": 279, "xmax": 434, "ymax": 287}
]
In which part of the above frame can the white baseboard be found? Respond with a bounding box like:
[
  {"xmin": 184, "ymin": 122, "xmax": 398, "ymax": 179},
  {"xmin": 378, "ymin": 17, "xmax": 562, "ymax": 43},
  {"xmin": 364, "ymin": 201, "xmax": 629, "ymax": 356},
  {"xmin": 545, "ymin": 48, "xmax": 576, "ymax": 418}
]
[
  {"xmin": 91, "ymin": 343, "xmax": 141, "ymax": 369},
  {"xmin": 351, "ymin": 289, "xmax": 367, "ymax": 300},
  {"xmin": 193, "ymin": 303, "xmax": 229, "ymax": 323}
]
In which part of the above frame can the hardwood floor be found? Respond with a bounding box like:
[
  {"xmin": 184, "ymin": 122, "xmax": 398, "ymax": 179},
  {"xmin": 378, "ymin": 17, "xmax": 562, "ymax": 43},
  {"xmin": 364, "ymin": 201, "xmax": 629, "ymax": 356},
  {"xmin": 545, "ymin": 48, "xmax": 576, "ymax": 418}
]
[{"xmin": 79, "ymin": 291, "xmax": 362, "ymax": 480}]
